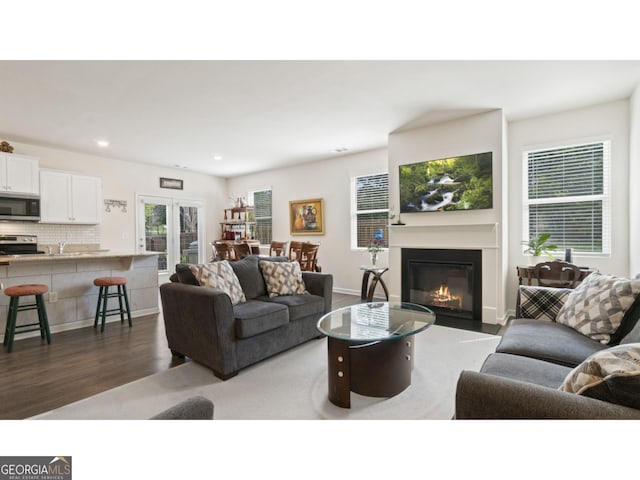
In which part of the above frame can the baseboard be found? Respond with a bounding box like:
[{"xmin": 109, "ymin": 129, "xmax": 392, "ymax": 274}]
[{"xmin": 0, "ymin": 307, "xmax": 160, "ymax": 342}]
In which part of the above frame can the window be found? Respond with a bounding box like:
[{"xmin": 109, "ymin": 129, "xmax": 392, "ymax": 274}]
[
  {"xmin": 250, "ymin": 188, "xmax": 272, "ymax": 244},
  {"xmin": 352, "ymin": 173, "xmax": 389, "ymax": 248},
  {"xmin": 523, "ymin": 139, "xmax": 610, "ymax": 255}
]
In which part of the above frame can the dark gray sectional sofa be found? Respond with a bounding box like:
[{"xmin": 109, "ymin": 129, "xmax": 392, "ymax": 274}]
[
  {"xmin": 456, "ymin": 283, "xmax": 640, "ymax": 419},
  {"xmin": 160, "ymin": 255, "xmax": 333, "ymax": 380}
]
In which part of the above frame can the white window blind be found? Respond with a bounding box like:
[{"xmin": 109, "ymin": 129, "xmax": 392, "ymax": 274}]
[
  {"xmin": 352, "ymin": 173, "xmax": 389, "ymax": 248},
  {"xmin": 523, "ymin": 140, "xmax": 610, "ymax": 255},
  {"xmin": 250, "ymin": 189, "xmax": 272, "ymax": 245}
]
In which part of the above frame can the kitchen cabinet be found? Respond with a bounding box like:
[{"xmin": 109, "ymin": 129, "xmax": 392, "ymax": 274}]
[
  {"xmin": 39, "ymin": 169, "xmax": 102, "ymax": 224},
  {"xmin": 0, "ymin": 154, "xmax": 40, "ymax": 195}
]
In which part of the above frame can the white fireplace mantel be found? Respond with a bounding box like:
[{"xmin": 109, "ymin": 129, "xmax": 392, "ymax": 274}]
[
  {"xmin": 388, "ymin": 222, "xmax": 504, "ymax": 325},
  {"xmin": 389, "ymin": 222, "xmax": 500, "ymax": 250}
]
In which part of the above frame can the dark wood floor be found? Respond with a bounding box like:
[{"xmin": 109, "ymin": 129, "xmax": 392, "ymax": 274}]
[
  {"xmin": 0, "ymin": 293, "xmax": 362, "ymax": 419},
  {"xmin": 0, "ymin": 292, "xmax": 502, "ymax": 419}
]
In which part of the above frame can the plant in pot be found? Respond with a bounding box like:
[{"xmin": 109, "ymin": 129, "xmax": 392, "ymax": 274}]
[{"xmin": 522, "ymin": 232, "xmax": 558, "ymax": 265}]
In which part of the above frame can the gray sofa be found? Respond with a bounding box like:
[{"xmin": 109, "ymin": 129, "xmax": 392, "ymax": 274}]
[
  {"xmin": 160, "ymin": 255, "xmax": 333, "ymax": 380},
  {"xmin": 455, "ymin": 284, "xmax": 640, "ymax": 419}
]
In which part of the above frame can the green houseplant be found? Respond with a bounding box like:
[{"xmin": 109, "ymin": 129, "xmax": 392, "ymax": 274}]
[{"xmin": 522, "ymin": 232, "xmax": 558, "ymax": 260}]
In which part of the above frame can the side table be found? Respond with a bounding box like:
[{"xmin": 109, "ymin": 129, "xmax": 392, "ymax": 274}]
[{"xmin": 360, "ymin": 266, "xmax": 389, "ymax": 302}]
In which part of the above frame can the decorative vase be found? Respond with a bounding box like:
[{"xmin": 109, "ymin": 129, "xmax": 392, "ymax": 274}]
[
  {"xmin": 369, "ymin": 251, "xmax": 377, "ymax": 266},
  {"xmin": 528, "ymin": 255, "xmax": 542, "ymax": 266}
]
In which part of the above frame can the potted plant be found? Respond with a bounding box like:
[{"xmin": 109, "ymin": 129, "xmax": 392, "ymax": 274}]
[{"xmin": 522, "ymin": 232, "xmax": 558, "ymax": 264}]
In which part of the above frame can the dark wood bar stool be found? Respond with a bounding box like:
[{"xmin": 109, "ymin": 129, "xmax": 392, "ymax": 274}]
[
  {"xmin": 93, "ymin": 276, "xmax": 132, "ymax": 332},
  {"xmin": 3, "ymin": 283, "xmax": 51, "ymax": 353}
]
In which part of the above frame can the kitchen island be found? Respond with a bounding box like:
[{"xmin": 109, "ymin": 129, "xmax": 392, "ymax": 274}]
[{"xmin": 0, "ymin": 251, "xmax": 159, "ymax": 339}]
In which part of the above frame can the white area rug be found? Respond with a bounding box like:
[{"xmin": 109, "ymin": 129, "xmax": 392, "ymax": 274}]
[{"xmin": 33, "ymin": 325, "xmax": 500, "ymax": 420}]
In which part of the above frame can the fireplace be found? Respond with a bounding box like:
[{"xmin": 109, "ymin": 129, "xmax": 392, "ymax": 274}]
[{"xmin": 401, "ymin": 248, "xmax": 482, "ymax": 328}]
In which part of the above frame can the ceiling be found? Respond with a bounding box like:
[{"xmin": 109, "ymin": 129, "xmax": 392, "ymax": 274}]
[{"xmin": 2, "ymin": 60, "xmax": 640, "ymax": 178}]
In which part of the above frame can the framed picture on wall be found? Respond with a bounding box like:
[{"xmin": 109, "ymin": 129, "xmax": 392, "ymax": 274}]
[{"xmin": 289, "ymin": 198, "xmax": 324, "ymax": 235}]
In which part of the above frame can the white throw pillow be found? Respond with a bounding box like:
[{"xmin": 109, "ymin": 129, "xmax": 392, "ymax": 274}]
[
  {"xmin": 259, "ymin": 260, "xmax": 308, "ymax": 298},
  {"xmin": 188, "ymin": 261, "xmax": 246, "ymax": 305},
  {"xmin": 555, "ymin": 272, "xmax": 640, "ymax": 344}
]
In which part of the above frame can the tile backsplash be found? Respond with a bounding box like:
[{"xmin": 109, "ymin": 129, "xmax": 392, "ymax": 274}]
[{"xmin": 0, "ymin": 222, "xmax": 100, "ymax": 246}]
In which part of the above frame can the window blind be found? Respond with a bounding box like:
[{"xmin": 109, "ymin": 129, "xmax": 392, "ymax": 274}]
[
  {"xmin": 353, "ymin": 173, "xmax": 389, "ymax": 248},
  {"xmin": 524, "ymin": 141, "xmax": 610, "ymax": 255},
  {"xmin": 252, "ymin": 189, "xmax": 272, "ymax": 244}
]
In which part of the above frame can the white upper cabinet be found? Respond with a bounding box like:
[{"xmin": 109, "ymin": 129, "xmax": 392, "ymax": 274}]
[
  {"xmin": 0, "ymin": 154, "xmax": 40, "ymax": 195},
  {"xmin": 40, "ymin": 169, "xmax": 102, "ymax": 224}
]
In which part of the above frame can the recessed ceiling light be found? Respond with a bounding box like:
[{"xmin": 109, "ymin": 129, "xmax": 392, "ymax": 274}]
[
  {"xmin": 95, "ymin": 139, "xmax": 110, "ymax": 148},
  {"xmin": 213, "ymin": 155, "xmax": 223, "ymax": 161},
  {"xmin": 332, "ymin": 147, "xmax": 349, "ymax": 153}
]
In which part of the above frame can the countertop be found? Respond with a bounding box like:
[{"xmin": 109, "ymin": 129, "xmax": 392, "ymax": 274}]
[{"xmin": 0, "ymin": 250, "xmax": 158, "ymax": 265}]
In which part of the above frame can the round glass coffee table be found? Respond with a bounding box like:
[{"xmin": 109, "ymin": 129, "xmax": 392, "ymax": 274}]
[{"xmin": 317, "ymin": 302, "xmax": 436, "ymax": 408}]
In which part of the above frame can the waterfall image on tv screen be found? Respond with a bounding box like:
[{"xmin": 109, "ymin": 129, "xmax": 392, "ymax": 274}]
[{"xmin": 399, "ymin": 152, "xmax": 493, "ymax": 213}]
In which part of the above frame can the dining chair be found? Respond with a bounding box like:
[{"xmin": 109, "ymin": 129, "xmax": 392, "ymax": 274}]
[
  {"xmin": 269, "ymin": 241, "xmax": 288, "ymax": 257},
  {"xmin": 213, "ymin": 241, "xmax": 234, "ymax": 261},
  {"xmin": 299, "ymin": 242, "xmax": 320, "ymax": 272},
  {"xmin": 288, "ymin": 241, "xmax": 303, "ymax": 261},
  {"xmin": 533, "ymin": 260, "xmax": 582, "ymax": 289},
  {"xmin": 232, "ymin": 242, "xmax": 252, "ymax": 260}
]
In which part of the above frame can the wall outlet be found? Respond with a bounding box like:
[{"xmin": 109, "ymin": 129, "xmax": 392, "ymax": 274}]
[{"xmin": 48, "ymin": 292, "xmax": 58, "ymax": 303}]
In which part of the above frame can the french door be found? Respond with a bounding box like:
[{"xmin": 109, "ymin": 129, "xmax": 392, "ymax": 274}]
[{"xmin": 136, "ymin": 195, "xmax": 205, "ymax": 274}]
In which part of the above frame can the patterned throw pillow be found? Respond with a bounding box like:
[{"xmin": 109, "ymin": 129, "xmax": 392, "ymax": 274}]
[
  {"xmin": 518, "ymin": 286, "xmax": 571, "ymax": 322},
  {"xmin": 259, "ymin": 260, "xmax": 308, "ymax": 298},
  {"xmin": 188, "ymin": 261, "xmax": 246, "ymax": 305},
  {"xmin": 555, "ymin": 272, "xmax": 640, "ymax": 344},
  {"xmin": 559, "ymin": 343, "xmax": 640, "ymax": 409}
]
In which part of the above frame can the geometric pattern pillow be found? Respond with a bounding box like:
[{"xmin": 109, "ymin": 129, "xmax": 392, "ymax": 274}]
[
  {"xmin": 518, "ymin": 286, "xmax": 571, "ymax": 322},
  {"xmin": 559, "ymin": 343, "xmax": 640, "ymax": 409},
  {"xmin": 259, "ymin": 260, "xmax": 308, "ymax": 298},
  {"xmin": 555, "ymin": 272, "xmax": 640, "ymax": 344},
  {"xmin": 188, "ymin": 261, "xmax": 246, "ymax": 305}
]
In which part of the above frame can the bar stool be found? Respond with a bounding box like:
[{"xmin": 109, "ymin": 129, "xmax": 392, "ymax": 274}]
[
  {"xmin": 3, "ymin": 284, "xmax": 51, "ymax": 353},
  {"xmin": 93, "ymin": 277, "xmax": 132, "ymax": 332}
]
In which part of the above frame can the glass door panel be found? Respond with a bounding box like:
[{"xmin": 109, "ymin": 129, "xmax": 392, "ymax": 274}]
[
  {"xmin": 137, "ymin": 195, "xmax": 204, "ymax": 275},
  {"xmin": 179, "ymin": 205, "xmax": 200, "ymax": 264}
]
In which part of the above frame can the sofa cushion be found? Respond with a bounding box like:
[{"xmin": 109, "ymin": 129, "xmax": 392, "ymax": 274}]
[
  {"xmin": 480, "ymin": 352, "xmax": 573, "ymax": 389},
  {"xmin": 518, "ymin": 286, "xmax": 571, "ymax": 321},
  {"xmin": 559, "ymin": 343, "xmax": 640, "ymax": 409},
  {"xmin": 229, "ymin": 255, "xmax": 266, "ymax": 299},
  {"xmin": 175, "ymin": 263, "xmax": 200, "ymax": 285},
  {"xmin": 259, "ymin": 260, "xmax": 308, "ymax": 298},
  {"xmin": 189, "ymin": 261, "xmax": 246, "ymax": 305},
  {"xmin": 621, "ymin": 299, "xmax": 640, "ymax": 345},
  {"xmin": 233, "ymin": 300, "xmax": 289, "ymax": 339},
  {"xmin": 268, "ymin": 294, "xmax": 325, "ymax": 321},
  {"xmin": 613, "ymin": 274, "xmax": 640, "ymax": 344},
  {"xmin": 555, "ymin": 272, "xmax": 640, "ymax": 344},
  {"xmin": 496, "ymin": 318, "xmax": 608, "ymax": 367}
]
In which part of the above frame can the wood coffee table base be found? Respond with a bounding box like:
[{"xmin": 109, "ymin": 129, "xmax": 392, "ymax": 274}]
[{"xmin": 327, "ymin": 335, "xmax": 415, "ymax": 408}]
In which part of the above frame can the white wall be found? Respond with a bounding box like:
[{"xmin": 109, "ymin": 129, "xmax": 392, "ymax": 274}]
[
  {"xmin": 507, "ymin": 99, "xmax": 631, "ymax": 310},
  {"xmin": 630, "ymin": 86, "xmax": 640, "ymax": 275},
  {"xmin": 387, "ymin": 110, "xmax": 508, "ymax": 324},
  {"xmin": 8, "ymin": 140, "xmax": 227, "ymax": 254},
  {"xmin": 226, "ymin": 148, "xmax": 388, "ymax": 294}
]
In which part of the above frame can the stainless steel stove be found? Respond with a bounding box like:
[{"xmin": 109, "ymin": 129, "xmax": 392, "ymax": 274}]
[{"xmin": 0, "ymin": 235, "xmax": 45, "ymax": 255}]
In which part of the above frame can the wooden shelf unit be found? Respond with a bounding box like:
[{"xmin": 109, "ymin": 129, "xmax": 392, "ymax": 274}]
[{"xmin": 220, "ymin": 206, "xmax": 256, "ymax": 240}]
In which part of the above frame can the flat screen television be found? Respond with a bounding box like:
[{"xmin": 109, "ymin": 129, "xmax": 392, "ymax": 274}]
[{"xmin": 398, "ymin": 151, "xmax": 493, "ymax": 213}]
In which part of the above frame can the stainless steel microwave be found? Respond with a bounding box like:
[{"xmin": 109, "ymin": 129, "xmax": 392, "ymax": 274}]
[{"xmin": 0, "ymin": 194, "xmax": 41, "ymax": 221}]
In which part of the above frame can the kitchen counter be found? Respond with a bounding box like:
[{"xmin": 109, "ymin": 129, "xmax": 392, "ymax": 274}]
[
  {"xmin": 0, "ymin": 251, "xmax": 158, "ymax": 270},
  {"xmin": 0, "ymin": 251, "xmax": 160, "ymax": 340}
]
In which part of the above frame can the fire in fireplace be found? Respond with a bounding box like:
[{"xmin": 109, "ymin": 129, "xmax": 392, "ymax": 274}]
[
  {"xmin": 431, "ymin": 284, "xmax": 463, "ymax": 311},
  {"xmin": 401, "ymin": 248, "xmax": 482, "ymax": 325}
]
